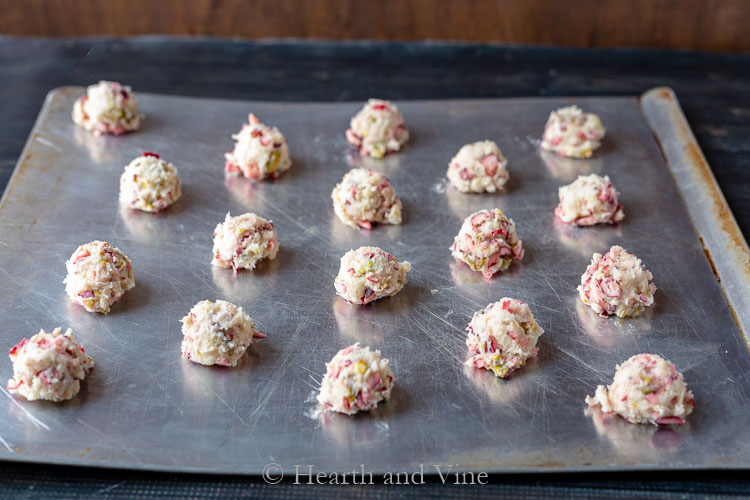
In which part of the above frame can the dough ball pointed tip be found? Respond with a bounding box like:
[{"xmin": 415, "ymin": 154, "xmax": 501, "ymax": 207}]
[{"xmin": 225, "ymin": 114, "xmax": 291, "ymax": 181}]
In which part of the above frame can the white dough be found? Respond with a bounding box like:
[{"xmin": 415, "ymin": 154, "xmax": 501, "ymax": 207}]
[
  {"xmin": 578, "ymin": 245, "xmax": 656, "ymax": 318},
  {"xmin": 447, "ymin": 140, "xmax": 509, "ymax": 193},
  {"xmin": 63, "ymin": 241, "xmax": 135, "ymax": 314},
  {"xmin": 541, "ymin": 105, "xmax": 605, "ymax": 158},
  {"xmin": 331, "ymin": 168, "xmax": 402, "ymax": 229},
  {"xmin": 119, "ymin": 152, "xmax": 181, "ymax": 213},
  {"xmin": 334, "ymin": 246, "xmax": 411, "ymax": 305},
  {"xmin": 7, "ymin": 327, "xmax": 95, "ymax": 402},
  {"xmin": 72, "ymin": 81, "xmax": 141, "ymax": 136},
  {"xmin": 317, "ymin": 343, "xmax": 395, "ymax": 415},
  {"xmin": 556, "ymin": 174, "xmax": 623, "ymax": 225},
  {"xmin": 450, "ymin": 209, "xmax": 524, "ymax": 279},
  {"xmin": 225, "ymin": 114, "xmax": 291, "ymax": 180},
  {"xmin": 465, "ymin": 298, "xmax": 544, "ymax": 378},
  {"xmin": 586, "ymin": 353, "xmax": 695, "ymax": 425},
  {"xmin": 212, "ymin": 213, "xmax": 279, "ymax": 272},
  {"xmin": 181, "ymin": 300, "xmax": 266, "ymax": 367},
  {"xmin": 345, "ymin": 99, "xmax": 409, "ymax": 158}
]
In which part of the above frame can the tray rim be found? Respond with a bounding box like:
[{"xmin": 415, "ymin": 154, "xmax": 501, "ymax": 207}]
[{"xmin": 640, "ymin": 87, "xmax": 750, "ymax": 350}]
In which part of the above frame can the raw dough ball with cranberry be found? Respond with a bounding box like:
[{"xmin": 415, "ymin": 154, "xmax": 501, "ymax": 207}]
[
  {"xmin": 63, "ymin": 240, "xmax": 135, "ymax": 314},
  {"xmin": 465, "ymin": 298, "xmax": 544, "ymax": 378},
  {"xmin": 212, "ymin": 212, "xmax": 279, "ymax": 272},
  {"xmin": 181, "ymin": 300, "xmax": 266, "ymax": 367},
  {"xmin": 119, "ymin": 152, "xmax": 181, "ymax": 213},
  {"xmin": 541, "ymin": 105, "xmax": 605, "ymax": 158},
  {"xmin": 586, "ymin": 353, "xmax": 695, "ymax": 425},
  {"xmin": 225, "ymin": 114, "xmax": 291, "ymax": 180},
  {"xmin": 447, "ymin": 140, "xmax": 509, "ymax": 193},
  {"xmin": 317, "ymin": 343, "xmax": 395, "ymax": 415},
  {"xmin": 7, "ymin": 327, "xmax": 95, "ymax": 402},
  {"xmin": 331, "ymin": 168, "xmax": 402, "ymax": 229},
  {"xmin": 450, "ymin": 209, "xmax": 524, "ymax": 279},
  {"xmin": 556, "ymin": 174, "xmax": 624, "ymax": 225},
  {"xmin": 334, "ymin": 246, "xmax": 411, "ymax": 305},
  {"xmin": 578, "ymin": 245, "xmax": 656, "ymax": 318},
  {"xmin": 345, "ymin": 99, "xmax": 409, "ymax": 158},
  {"xmin": 72, "ymin": 81, "xmax": 141, "ymax": 136}
]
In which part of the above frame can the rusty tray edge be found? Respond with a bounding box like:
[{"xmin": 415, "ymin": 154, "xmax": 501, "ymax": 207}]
[{"xmin": 640, "ymin": 87, "xmax": 750, "ymax": 349}]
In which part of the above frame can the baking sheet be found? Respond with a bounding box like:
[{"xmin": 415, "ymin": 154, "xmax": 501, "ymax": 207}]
[{"xmin": 0, "ymin": 87, "xmax": 749, "ymax": 474}]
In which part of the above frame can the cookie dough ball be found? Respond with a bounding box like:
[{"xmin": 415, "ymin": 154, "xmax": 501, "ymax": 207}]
[
  {"xmin": 345, "ymin": 99, "xmax": 409, "ymax": 159},
  {"xmin": 465, "ymin": 298, "xmax": 544, "ymax": 378},
  {"xmin": 541, "ymin": 105, "xmax": 605, "ymax": 158},
  {"xmin": 331, "ymin": 168, "xmax": 402, "ymax": 229},
  {"xmin": 224, "ymin": 114, "xmax": 291, "ymax": 181},
  {"xmin": 317, "ymin": 343, "xmax": 395, "ymax": 415},
  {"xmin": 447, "ymin": 140, "xmax": 509, "ymax": 193},
  {"xmin": 72, "ymin": 81, "xmax": 141, "ymax": 136},
  {"xmin": 180, "ymin": 300, "xmax": 266, "ymax": 367},
  {"xmin": 212, "ymin": 212, "xmax": 279, "ymax": 272},
  {"xmin": 7, "ymin": 327, "xmax": 95, "ymax": 402},
  {"xmin": 119, "ymin": 152, "xmax": 181, "ymax": 213},
  {"xmin": 64, "ymin": 241, "xmax": 135, "ymax": 314},
  {"xmin": 578, "ymin": 245, "xmax": 656, "ymax": 318},
  {"xmin": 586, "ymin": 353, "xmax": 695, "ymax": 425},
  {"xmin": 334, "ymin": 246, "xmax": 411, "ymax": 305},
  {"xmin": 450, "ymin": 209, "xmax": 524, "ymax": 279},
  {"xmin": 556, "ymin": 174, "xmax": 623, "ymax": 226}
]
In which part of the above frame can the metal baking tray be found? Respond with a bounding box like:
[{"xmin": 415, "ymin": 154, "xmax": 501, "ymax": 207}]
[{"xmin": 1, "ymin": 87, "xmax": 748, "ymax": 474}]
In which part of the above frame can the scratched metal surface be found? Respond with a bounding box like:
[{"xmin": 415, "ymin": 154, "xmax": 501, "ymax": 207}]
[{"xmin": 0, "ymin": 87, "xmax": 749, "ymax": 474}]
